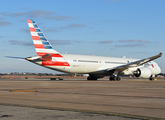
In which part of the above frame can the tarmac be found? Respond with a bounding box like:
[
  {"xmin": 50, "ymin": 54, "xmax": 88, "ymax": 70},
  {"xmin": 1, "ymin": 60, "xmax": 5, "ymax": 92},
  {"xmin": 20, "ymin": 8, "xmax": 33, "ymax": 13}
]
[{"xmin": 0, "ymin": 78, "xmax": 165, "ymax": 120}]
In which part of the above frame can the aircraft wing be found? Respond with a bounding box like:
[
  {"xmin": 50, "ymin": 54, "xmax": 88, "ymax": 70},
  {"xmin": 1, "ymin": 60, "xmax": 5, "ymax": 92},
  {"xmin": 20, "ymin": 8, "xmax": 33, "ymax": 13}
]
[{"xmin": 107, "ymin": 52, "xmax": 162, "ymax": 72}]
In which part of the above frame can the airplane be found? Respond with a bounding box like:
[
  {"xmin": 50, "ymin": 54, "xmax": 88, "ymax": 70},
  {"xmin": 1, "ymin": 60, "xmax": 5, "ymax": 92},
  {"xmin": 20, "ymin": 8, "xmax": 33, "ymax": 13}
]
[{"xmin": 23, "ymin": 19, "xmax": 162, "ymax": 81}]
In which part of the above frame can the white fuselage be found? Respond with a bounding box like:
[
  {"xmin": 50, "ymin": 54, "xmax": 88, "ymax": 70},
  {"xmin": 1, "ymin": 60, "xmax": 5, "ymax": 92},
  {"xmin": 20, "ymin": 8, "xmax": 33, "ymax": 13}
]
[{"xmin": 33, "ymin": 54, "xmax": 161, "ymax": 76}]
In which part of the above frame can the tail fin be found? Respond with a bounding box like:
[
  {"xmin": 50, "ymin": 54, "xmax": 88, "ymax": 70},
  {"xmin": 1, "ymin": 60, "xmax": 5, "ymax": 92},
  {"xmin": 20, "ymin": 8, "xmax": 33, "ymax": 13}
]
[{"xmin": 27, "ymin": 19, "xmax": 62, "ymax": 57}]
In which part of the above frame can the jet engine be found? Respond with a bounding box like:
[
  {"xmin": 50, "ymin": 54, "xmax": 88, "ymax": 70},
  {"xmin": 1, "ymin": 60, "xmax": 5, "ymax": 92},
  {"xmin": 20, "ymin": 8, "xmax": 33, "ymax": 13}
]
[{"xmin": 133, "ymin": 67, "xmax": 152, "ymax": 78}]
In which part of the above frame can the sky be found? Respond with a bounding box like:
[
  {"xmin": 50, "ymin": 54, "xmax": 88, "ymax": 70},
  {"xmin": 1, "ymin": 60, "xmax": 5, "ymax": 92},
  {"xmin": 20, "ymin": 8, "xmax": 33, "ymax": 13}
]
[{"xmin": 0, "ymin": 0, "xmax": 165, "ymax": 73}]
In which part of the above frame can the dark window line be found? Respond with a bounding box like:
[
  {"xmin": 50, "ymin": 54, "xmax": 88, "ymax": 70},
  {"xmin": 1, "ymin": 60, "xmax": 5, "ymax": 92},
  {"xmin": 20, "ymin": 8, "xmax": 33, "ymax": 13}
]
[
  {"xmin": 78, "ymin": 60, "xmax": 98, "ymax": 63},
  {"xmin": 73, "ymin": 60, "xmax": 127, "ymax": 64},
  {"xmin": 105, "ymin": 62, "xmax": 126, "ymax": 64}
]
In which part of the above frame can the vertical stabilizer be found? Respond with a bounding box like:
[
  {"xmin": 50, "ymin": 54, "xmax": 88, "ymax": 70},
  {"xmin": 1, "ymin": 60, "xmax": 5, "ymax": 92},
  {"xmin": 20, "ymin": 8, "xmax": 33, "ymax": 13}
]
[{"xmin": 27, "ymin": 19, "xmax": 62, "ymax": 57}]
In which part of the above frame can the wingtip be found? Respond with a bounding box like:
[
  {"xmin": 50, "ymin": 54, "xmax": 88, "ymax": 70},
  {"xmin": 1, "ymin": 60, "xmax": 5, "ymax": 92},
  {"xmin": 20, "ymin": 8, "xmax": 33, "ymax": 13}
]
[{"xmin": 159, "ymin": 52, "xmax": 162, "ymax": 56}]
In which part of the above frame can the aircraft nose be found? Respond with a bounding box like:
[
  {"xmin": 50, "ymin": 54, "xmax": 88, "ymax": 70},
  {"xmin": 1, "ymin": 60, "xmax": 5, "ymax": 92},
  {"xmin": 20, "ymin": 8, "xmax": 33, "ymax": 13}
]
[{"xmin": 158, "ymin": 66, "xmax": 161, "ymax": 74}]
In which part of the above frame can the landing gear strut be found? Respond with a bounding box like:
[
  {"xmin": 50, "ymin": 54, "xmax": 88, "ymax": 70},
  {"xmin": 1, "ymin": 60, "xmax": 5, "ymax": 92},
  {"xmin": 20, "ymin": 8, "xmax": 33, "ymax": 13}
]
[{"xmin": 109, "ymin": 75, "xmax": 121, "ymax": 81}]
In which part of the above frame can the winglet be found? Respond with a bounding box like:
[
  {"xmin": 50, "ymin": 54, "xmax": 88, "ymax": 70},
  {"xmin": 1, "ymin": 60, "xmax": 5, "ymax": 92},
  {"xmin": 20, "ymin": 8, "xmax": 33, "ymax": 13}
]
[{"xmin": 159, "ymin": 52, "xmax": 162, "ymax": 57}]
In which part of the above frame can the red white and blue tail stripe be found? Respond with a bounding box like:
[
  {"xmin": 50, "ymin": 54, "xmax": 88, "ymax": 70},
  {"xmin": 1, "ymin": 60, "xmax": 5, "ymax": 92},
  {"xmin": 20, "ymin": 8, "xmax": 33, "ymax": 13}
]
[
  {"xmin": 27, "ymin": 19, "xmax": 70, "ymax": 67},
  {"xmin": 27, "ymin": 19, "xmax": 62, "ymax": 57}
]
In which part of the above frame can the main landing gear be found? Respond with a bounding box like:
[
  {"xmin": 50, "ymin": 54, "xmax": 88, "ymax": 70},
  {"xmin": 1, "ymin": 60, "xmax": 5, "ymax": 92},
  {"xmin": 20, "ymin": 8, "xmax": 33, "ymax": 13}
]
[{"xmin": 109, "ymin": 75, "xmax": 121, "ymax": 81}]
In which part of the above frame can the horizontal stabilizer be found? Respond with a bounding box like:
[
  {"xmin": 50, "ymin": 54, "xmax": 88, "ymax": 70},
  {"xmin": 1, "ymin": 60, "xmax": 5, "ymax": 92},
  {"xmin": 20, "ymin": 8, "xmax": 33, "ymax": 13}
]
[
  {"xmin": 26, "ymin": 54, "xmax": 52, "ymax": 62},
  {"xmin": 5, "ymin": 56, "xmax": 25, "ymax": 61}
]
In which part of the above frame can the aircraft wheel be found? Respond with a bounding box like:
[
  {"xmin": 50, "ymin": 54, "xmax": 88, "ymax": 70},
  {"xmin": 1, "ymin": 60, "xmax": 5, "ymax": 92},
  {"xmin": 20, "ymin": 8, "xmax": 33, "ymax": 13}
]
[
  {"xmin": 117, "ymin": 77, "xmax": 121, "ymax": 81},
  {"xmin": 109, "ymin": 76, "xmax": 113, "ymax": 81},
  {"xmin": 149, "ymin": 77, "xmax": 154, "ymax": 81},
  {"xmin": 109, "ymin": 76, "xmax": 121, "ymax": 81}
]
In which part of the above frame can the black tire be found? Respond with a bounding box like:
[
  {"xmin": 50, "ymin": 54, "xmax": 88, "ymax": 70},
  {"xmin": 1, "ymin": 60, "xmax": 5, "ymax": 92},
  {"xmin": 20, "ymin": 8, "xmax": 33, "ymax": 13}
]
[{"xmin": 149, "ymin": 77, "xmax": 154, "ymax": 81}]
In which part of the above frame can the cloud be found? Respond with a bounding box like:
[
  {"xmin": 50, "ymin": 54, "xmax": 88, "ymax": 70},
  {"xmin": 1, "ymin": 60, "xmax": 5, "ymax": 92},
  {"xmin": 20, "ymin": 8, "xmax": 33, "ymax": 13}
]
[
  {"xmin": 60, "ymin": 24, "xmax": 86, "ymax": 30},
  {"xmin": 50, "ymin": 40, "xmax": 83, "ymax": 45},
  {"xmin": 9, "ymin": 40, "xmax": 33, "ymax": 46},
  {"xmin": 99, "ymin": 40, "xmax": 113, "ymax": 44},
  {"xmin": 0, "ymin": 10, "xmax": 75, "ymax": 20},
  {"xmin": 116, "ymin": 40, "xmax": 150, "ymax": 47},
  {"xmin": 9, "ymin": 39, "xmax": 82, "ymax": 46},
  {"xmin": 99, "ymin": 40, "xmax": 149, "ymax": 44},
  {"xmin": 52, "ymin": 16, "xmax": 75, "ymax": 20},
  {"xmin": 21, "ymin": 23, "xmax": 85, "ymax": 33},
  {"xmin": 0, "ymin": 16, "xmax": 4, "ymax": 20},
  {"xmin": 119, "ymin": 40, "xmax": 150, "ymax": 43},
  {"xmin": 21, "ymin": 28, "xmax": 29, "ymax": 33},
  {"xmin": 68, "ymin": 24, "xmax": 86, "ymax": 28},
  {"xmin": 0, "ymin": 21, "xmax": 11, "ymax": 26},
  {"xmin": 27, "ymin": 10, "xmax": 54, "ymax": 19},
  {"xmin": 0, "ymin": 10, "xmax": 53, "ymax": 19},
  {"xmin": 49, "ymin": 40, "xmax": 72, "ymax": 45},
  {"xmin": 0, "ymin": 36, "xmax": 3, "ymax": 38},
  {"xmin": 115, "ymin": 43, "xmax": 145, "ymax": 48},
  {"xmin": 44, "ymin": 28, "xmax": 59, "ymax": 32},
  {"xmin": 21, "ymin": 28, "xmax": 59, "ymax": 33},
  {"xmin": 98, "ymin": 39, "xmax": 150, "ymax": 48}
]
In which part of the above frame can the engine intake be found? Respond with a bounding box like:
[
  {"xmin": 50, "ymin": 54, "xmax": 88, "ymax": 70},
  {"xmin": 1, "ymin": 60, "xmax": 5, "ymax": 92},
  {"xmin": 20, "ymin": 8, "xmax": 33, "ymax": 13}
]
[{"xmin": 133, "ymin": 67, "xmax": 152, "ymax": 78}]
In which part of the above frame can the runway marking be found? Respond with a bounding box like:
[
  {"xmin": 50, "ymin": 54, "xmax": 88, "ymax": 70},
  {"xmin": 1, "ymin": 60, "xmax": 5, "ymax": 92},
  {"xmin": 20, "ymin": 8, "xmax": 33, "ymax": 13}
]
[
  {"xmin": 10, "ymin": 90, "xmax": 38, "ymax": 92},
  {"xmin": 0, "ymin": 103, "xmax": 164, "ymax": 120}
]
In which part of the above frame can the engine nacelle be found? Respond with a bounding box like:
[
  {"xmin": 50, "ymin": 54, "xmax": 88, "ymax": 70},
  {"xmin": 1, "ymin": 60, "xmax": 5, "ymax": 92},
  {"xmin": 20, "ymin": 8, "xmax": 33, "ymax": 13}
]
[{"xmin": 133, "ymin": 67, "xmax": 152, "ymax": 79}]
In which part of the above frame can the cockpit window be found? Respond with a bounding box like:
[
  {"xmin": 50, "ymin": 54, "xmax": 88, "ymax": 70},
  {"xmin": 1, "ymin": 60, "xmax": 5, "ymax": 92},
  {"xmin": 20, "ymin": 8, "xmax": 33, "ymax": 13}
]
[{"xmin": 144, "ymin": 63, "xmax": 149, "ymax": 67}]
